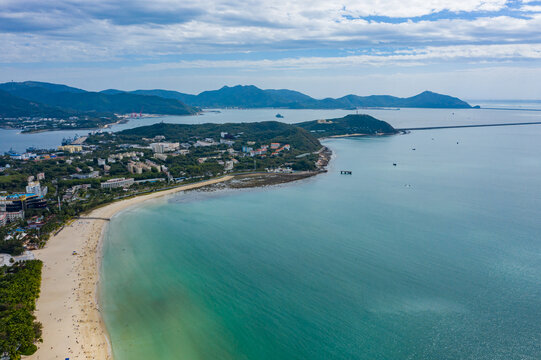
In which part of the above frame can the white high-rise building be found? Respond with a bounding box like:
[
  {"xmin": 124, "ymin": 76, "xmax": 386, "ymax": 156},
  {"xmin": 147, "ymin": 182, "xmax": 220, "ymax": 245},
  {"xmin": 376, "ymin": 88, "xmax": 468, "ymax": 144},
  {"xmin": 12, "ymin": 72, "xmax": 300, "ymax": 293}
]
[{"xmin": 26, "ymin": 181, "xmax": 47, "ymax": 197}]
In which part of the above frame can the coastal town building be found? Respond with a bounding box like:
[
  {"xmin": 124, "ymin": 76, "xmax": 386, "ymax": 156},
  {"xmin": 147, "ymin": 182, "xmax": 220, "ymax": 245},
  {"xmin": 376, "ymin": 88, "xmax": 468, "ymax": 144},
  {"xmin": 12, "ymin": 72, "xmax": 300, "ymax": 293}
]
[
  {"xmin": 145, "ymin": 160, "xmax": 162, "ymax": 172},
  {"xmin": 0, "ymin": 210, "xmax": 25, "ymax": 224},
  {"xmin": 266, "ymin": 167, "xmax": 293, "ymax": 173},
  {"xmin": 220, "ymin": 139, "xmax": 235, "ymax": 146},
  {"xmin": 272, "ymin": 144, "xmax": 291, "ymax": 156},
  {"xmin": 127, "ymin": 162, "xmax": 150, "ymax": 174},
  {"xmin": 224, "ymin": 160, "xmax": 234, "ymax": 171},
  {"xmin": 108, "ymin": 152, "xmax": 144, "ymax": 161},
  {"xmin": 250, "ymin": 148, "xmax": 267, "ymax": 156},
  {"xmin": 7, "ymin": 152, "xmax": 37, "ymax": 160},
  {"xmin": 63, "ymin": 184, "xmax": 91, "ymax": 202},
  {"xmin": 26, "ymin": 180, "xmax": 47, "ymax": 197},
  {"xmin": 153, "ymin": 153, "xmax": 168, "ymax": 161},
  {"xmin": 127, "ymin": 160, "xmax": 164, "ymax": 174},
  {"xmin": 70, "ymin": 171, "xmax": 100, "ymax": 179},
  {"xmin": 194, "ymin": 140, "xmax": 216, "ymax": 147},
  {"xmin": 100, "ymin": 178, "xmax": 135, "ymax": 189},
  {"xmin": 143, "ymin": 135, "xmax": 165, "ymax": 142},
  {"xmin": 57, "ymin": 145, "xmax": 83, "ymax": 153},
  {"xmin": 151, "ymin": 142, "xmax": 180, "ymax": 153},
  {"xmin": 1, "ymin": 194, "xmax": 47, "ymax": 212}
]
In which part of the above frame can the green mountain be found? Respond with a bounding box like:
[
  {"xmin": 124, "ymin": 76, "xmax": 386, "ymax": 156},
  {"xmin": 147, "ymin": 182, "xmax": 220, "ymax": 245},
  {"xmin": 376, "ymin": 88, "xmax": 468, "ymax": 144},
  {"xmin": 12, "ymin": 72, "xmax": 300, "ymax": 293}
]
[
  {"xmin": 100, "ymin": 89, "xmax": 125, "ymax": 95},
  {"xmin": 130, "ymin": 89, "xmax": 197, "ymax": 104},
  {"xmin": 335, "ymin": 91, "xmax": 471, "ymax": 108},
  {"xmin": 0, "ymin": 81, "xmax": 86, "ymax": 95},
  {"xmin": 0, "ymin": 90, "xmax": 70, "ymax": 118},
  {"xmin": 0, "ymin": 81, "xmax": 199, "ymax": 116},
  {"xmin": 102, "ymin": 86, "xmax": 307, "ymax": 108},
  {"xmin": 103, "ymin": 85, "xmax": 472, "ymax": 109},
  {"xmin": 297, "ymin": 114, "xmax": 397, "ymax": 137}
]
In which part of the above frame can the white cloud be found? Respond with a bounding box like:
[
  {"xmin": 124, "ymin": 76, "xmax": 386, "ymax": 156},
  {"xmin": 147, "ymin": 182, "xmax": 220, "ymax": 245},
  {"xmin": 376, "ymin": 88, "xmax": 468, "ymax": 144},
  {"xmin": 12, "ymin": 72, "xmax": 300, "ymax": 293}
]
[
  {"xmin": 1, "ymin": 12, "xmax": 541, "ymax": 64},
  {"xmin": 521, "ymin": 5, "xmax": 541, "ymax": 12},
  {"xmin": 115, "ymin": 44, "xmax": 541, "ymax": 72},
  {"xmin": 0, "ymin": 0, "xmax": 510, "ymax": 21}
]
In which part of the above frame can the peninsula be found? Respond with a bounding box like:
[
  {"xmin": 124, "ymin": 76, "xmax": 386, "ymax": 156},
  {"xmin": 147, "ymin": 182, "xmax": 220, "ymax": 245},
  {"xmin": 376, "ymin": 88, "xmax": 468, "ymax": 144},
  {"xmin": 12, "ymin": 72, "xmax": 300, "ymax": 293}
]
[{"xmin": 297, "ymin": 114, "xmax": 398, "ymax": 137}]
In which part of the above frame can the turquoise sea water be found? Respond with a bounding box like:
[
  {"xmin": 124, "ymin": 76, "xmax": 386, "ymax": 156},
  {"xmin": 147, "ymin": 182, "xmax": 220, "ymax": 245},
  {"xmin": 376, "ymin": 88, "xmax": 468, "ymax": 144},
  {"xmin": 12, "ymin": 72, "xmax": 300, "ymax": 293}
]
[{"xmin": 101, "ymin": 124, "xmax": 541, "ymax": 359}]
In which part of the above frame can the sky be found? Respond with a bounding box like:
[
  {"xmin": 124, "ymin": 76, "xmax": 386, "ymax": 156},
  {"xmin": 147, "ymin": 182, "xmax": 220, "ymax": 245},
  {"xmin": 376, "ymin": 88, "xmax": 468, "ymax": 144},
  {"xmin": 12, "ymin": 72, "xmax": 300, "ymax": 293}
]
[{"xmin": 1, "ymin": 0, "xmax": 541, "ymax": 99}]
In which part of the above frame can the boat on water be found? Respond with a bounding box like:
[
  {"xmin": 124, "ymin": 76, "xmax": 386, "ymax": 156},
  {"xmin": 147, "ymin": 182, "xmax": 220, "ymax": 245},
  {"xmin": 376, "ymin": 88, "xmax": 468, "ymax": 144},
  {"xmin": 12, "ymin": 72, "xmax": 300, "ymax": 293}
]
[
  {"xmin": 275, "ymin": 113, "xmax": 284, "ymax": 118},
  {"xmin": 61, "ymin": 134, "xmax": 80, "ymax": 146}
]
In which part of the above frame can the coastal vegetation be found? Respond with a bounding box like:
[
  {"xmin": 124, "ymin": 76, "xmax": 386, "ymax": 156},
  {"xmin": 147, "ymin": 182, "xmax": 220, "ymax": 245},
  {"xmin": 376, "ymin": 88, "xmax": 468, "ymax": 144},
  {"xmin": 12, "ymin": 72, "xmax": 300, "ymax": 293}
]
[
  {"xmin": 297, "ymin": 114, "xmax": 397, "ymax": 137},
  {"xmin": 0, "ymin": 226, "xmax": 25, "ymax": 255},
  {"xmin": 115, "ymin": 121, "xmax": 321, "ymax": 151},
  {"xmin": 0, "ymin": 260, "xmax": 43, "ymax": 359}
]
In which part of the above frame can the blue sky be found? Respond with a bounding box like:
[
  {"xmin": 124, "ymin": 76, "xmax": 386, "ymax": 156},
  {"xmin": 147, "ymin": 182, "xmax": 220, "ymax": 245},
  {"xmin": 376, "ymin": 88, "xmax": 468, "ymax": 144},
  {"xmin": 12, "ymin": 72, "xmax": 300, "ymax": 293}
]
[{"xmin": 1, "ymin": 0, "xmax": 541, "ymax": 99}]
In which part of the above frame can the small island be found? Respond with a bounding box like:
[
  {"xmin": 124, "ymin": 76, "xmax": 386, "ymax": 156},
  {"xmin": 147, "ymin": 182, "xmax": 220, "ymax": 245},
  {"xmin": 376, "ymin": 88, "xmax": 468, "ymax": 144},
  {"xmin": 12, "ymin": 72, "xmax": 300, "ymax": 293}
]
[{"xmin": 296, "ymin": 114, "xmax": 397, "ymax": 137}]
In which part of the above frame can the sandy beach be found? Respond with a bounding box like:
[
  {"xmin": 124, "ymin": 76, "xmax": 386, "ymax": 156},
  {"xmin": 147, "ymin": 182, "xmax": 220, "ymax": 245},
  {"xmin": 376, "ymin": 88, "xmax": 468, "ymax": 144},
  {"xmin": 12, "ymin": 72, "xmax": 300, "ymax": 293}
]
[{"xmin": 27, "ymin": 176, "xmax": 233, "ymax": 360}]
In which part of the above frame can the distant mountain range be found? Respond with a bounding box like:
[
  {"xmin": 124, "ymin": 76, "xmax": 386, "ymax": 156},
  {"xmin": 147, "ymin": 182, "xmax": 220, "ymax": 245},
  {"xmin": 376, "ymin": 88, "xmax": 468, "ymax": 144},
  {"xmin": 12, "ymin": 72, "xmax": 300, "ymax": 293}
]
[
  {"xmin": 0, "ymin": 81, "xmax": 474, "ymax": 121},
  {"xmin": 102, "ymin": 85, "xmax": 474, "ymax": 109},
  {"xmin": 0, "ymin": 81, "xmax": 199, "ymax": 118}
]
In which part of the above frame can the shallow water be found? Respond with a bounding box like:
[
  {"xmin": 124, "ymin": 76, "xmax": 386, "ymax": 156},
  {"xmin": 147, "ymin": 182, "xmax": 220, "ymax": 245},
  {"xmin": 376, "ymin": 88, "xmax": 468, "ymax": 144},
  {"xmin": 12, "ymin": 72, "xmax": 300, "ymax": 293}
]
[{"xmin": 101, "ymin": 124, "xmax": 541, "ymax": 359}]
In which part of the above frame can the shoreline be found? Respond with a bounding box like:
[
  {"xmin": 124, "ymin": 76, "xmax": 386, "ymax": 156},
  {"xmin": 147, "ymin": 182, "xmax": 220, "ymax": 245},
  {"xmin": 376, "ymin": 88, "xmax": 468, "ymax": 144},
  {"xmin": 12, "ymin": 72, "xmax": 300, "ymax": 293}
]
[
  {"xmin": 25, "ymin": 171, "xmax": 323, "ymax": 360},
  {"xmin": 26, "ymin": 176, "xmax": 235, "ymax": 360}
]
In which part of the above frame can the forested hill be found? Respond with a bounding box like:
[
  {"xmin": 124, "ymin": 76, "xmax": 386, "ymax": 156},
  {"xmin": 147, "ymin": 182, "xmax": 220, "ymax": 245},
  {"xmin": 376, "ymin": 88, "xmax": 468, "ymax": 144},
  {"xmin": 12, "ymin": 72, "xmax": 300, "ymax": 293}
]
[
  {"xmin": 0, "ymin": 81, "xmax": 199, "ymax": 116},
  {"xmin": 0, "ymin": 90, "xmax": 71, "ymax": 118},
  {"xmin": 104, "ymin": 85, "xmax": 473, "ymax": 109},
  {"xmin": 297, "ymin": 114, "xmax": 397, "ymax": 137},
  {"xmin": 117, "ymin": 121, "xmax": 321, "ymax": 152}
]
